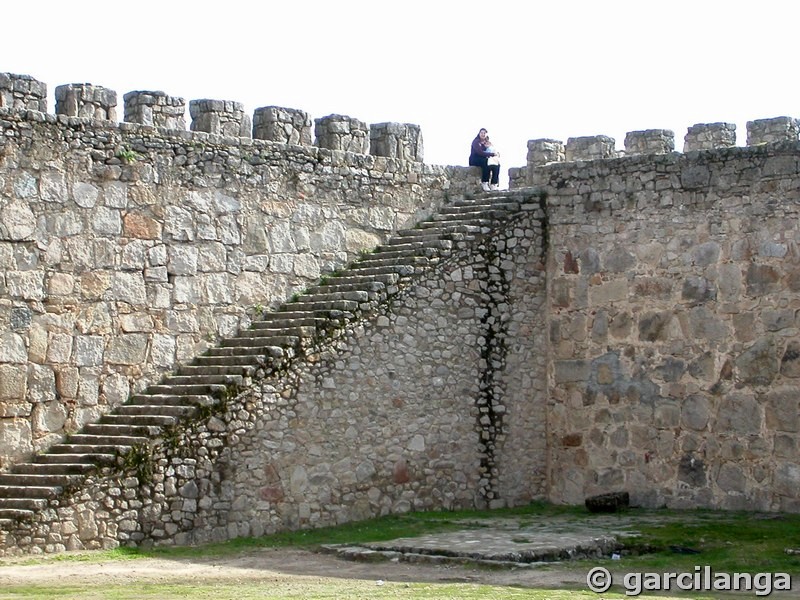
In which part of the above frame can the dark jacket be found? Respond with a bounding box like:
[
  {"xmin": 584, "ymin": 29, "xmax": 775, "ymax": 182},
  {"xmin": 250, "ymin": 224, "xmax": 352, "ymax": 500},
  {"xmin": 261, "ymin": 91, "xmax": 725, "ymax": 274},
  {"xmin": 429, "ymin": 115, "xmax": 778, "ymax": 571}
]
[{"xmin": 469, "ymin": 136, "xmax": 492, "ymax": 166}]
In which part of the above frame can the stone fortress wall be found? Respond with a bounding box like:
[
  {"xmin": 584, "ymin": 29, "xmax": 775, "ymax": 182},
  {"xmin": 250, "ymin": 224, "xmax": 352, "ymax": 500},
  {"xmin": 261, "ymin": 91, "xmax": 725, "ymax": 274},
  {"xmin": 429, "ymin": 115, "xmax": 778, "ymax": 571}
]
[
  {"xmin": 0, "ymin": 72, "xmax": 547, "ymax": 553},
  {"xmin": 520, "ymin": 118, "xmax": 800, "ymax": 512},
  {"xmin": 2, "ymin": 70, "xmax": 800, "ymax": 554},
  {"xmin": 0, "ymin": 73, "xmax": 476, "ymax": 468},
  {"xmin": 141, "ymin": 206, "xmax": 548, "ymax": 548}
]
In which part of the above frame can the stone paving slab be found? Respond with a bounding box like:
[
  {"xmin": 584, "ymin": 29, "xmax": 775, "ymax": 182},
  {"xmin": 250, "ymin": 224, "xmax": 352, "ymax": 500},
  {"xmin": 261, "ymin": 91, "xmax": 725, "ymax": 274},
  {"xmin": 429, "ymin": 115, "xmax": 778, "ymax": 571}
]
[{"xmin": 321, "ymin": 513, "xmax": 694, "ymax": 568}]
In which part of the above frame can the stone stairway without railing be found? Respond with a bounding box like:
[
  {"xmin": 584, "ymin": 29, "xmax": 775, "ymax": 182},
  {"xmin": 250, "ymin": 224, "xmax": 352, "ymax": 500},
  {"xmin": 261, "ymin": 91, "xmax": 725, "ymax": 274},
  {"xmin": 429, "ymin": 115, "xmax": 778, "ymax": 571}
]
[{"xmin": 0, "ymin": 191, "xmax": 531, "ymax": 531}]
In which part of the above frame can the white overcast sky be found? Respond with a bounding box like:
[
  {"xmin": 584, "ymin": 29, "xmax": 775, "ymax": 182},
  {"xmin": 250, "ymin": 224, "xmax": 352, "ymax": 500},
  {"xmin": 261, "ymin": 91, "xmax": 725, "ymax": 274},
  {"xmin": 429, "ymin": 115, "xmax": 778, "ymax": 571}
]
[{"xmin": 4, "ymin": 0, "xmax": 799, "ymax": 179}]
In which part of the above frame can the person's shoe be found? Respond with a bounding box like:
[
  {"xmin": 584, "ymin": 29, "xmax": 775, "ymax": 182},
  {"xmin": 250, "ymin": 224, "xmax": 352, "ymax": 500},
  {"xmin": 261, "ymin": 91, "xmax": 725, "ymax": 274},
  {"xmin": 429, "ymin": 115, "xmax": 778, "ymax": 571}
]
[
  {"xmin": 481, "ymin": 182, "xmax": 490, "ymax": 192},
  {"xmin": 491, "ymin": 184, "xmax": 500, "ymax": 191}
]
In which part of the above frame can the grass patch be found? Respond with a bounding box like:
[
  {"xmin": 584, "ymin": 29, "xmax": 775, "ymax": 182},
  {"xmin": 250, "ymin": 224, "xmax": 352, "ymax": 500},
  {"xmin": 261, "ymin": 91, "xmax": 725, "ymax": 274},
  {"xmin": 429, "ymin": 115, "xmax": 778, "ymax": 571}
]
[
  {"xmin": 78, "ymin": 505, "xmax": 526, "ymax": 562},
  {"xmin": 0, "ymin": 581, "xmax": 683, "ymax": 600},
  {"xmin": 6, "ymin": 502, "xmax": 800, "ymax": 571},
  {"xmin": 127, "ymin": 501, "xmax": 585, "ymax": 560},
  {"xmin": 607, "ymin": 509, "xmax": 800, "ymax": 574},
  {"xmin": 2, "ymin": 503, "xmax": 800, "ymax": 599}
]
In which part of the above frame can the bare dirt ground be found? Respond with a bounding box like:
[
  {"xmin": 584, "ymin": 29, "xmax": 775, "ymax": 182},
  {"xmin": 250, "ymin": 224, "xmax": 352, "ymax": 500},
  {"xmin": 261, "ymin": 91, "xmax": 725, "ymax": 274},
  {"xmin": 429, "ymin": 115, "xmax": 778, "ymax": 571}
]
[
  {"xmin": 0, "ymin": 547, "xmax": 585, "ymax": 590},
  {"xmin": 3, "ymin": 547, "xmax": 797, "ymax": 598}
]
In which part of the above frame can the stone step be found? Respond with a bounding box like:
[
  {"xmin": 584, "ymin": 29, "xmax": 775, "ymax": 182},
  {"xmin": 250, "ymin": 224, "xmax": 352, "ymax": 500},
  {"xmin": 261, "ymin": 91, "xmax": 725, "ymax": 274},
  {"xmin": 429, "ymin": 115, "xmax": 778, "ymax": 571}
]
[
  {"xmin": 203, "ymin": 345, "xmax": 287, "ymax": 358},
  {"xmin": 370, "ymin": 247, "xmax": 447, "ymax": 261},
  {"xmin": 0, "ymin": 485, "xmax": 62, "ymax": 499},
  {"xmin": 250, "ymin": 315, "xmax": 325, "ymax": 327},
  {"xmin": 48, "ymin": 443, "xmax": 136, "ymax": 456},
  {"xmin": 65, "ymin": 434, "xmax": 150, "ymax": 447},
  {"xmin": 386, "ymin": 233, "xmax": 474, "ymax": 247},
  {"xmin": 431, "ymin": 210, "xmax": 516, "ymax": 225},
  {"xmin": 11, "ymin": 462, "xmax": 84, "ymax": 476},
  {"xmin": 440, "ymin": 199, "xmax": 514, "ymax": 209},
  {"xmin": 83, "ymin": 423, "xmax": 162, "ymax": 437},
  {"xmin": 145, "ymin": 383, "xmax": 228, "ymax": 396},
  {"xmin": 247, "ymin": 319, "xmax": 321, "ymax": 333},
  {"xmin": 369, "ymin": 248, "xmax": 425, "ymax": 260},
  {"xmin": 0, "ymin": 508, "xmax": 35, "ymax": 521},
  {"xmin": 160, "ymin": 373, "xmax": 245, "ymax": 387},
  {"xmin": 458, "ymin": 190, "xmax": 520, "ymax": 203},
  {"xmin": 244, "ymin": 326, "xmax": 338, "ymax": 343},
  {"xmin": 127, "ymin": 394, "xmax": 213, "ymax": 407},
  {"xmin": 374, "ymin": 240, "xmax": 453, "ymax": 255},
  {"xmin": 0, "ymin": 473, "xmax": 83, "ymax": 488},
  {"xmin": 258, "ymin": 310, "xmax": 348, "ymax": 323},
  {"xmin": 438, "ymin": 202, "xmax": 520, "ymax": 215},
  {"xmin": 396, "ymin": 222, "xmax": 479, "ymax": 234},
  {"xmin": 33, "ymin": 453, "xmax": 117, "ymax": 466},
  {"xmin": 320, "ymin": 273, "xmax": 400, "ymax": 287},
  {"xmin": 390, "ymin": 229, "xmax": 455, "ymax": 241},
  {"xmin": 296, "ymin": 290, "xmax": 371, "ymax": 304},
  {"xmin": 175, "ymin": 364, "xmax": 257, "ymax": 377},
  {"xmin": 345, "ymin": 265, "xmax": 416, "ymax": 278},
  {"xmin": 0, "ymin": 497, "xmax": 48, "ymax": 511},
  {"xmin": 220, "ymin": 335, "xmax": 300, "ymax": 347},
  {"xmin": 243, "ymin": 326, "xmax": 318, "ymax": 342},
  {"xmin": 353, "ymin": 256, "xmax": 430, "ymax": 270},
  {"xmin": 191, "ymin": 353, "xmax": 271, "ymax": 367},
  {"xmin": 98, "ymin": 414, "xmax": 180, "ymax": 428},
  {"xmin": 115, "ymin": 404, "xmax": 199, "ymax": 418},
  {"xmin": 278, "ymin": 300, "xmax": 360, "ymax": 313},
  {"xmin": 418, "ymin": 219, "xmax": 491, "ymax": 231},
  {"xmin": 307, "ymin": 280, "xmax": 384, "ymax": 294}
]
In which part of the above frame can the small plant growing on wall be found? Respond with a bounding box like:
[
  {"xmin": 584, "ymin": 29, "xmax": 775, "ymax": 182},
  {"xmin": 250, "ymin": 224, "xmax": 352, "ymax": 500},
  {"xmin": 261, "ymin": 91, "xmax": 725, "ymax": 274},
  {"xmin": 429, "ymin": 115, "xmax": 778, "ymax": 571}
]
[
  {"xmin": 118, "ymin": 443, "xmax": 154, "ymax": 486},
  {"xmin": 251, "ymin": 303, "xmax": 266, "ymax": 319},
  {"xmin": 116, "ymin": 146, "xmax": 140, "ymax": 164}
]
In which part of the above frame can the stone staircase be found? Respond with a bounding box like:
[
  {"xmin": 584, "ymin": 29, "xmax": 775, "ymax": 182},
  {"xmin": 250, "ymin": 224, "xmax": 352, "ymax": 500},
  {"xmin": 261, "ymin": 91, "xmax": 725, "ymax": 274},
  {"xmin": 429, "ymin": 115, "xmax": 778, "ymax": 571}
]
[{"xmin": 0, "ymin": 191, "xmax": 529, "ymax": 531}]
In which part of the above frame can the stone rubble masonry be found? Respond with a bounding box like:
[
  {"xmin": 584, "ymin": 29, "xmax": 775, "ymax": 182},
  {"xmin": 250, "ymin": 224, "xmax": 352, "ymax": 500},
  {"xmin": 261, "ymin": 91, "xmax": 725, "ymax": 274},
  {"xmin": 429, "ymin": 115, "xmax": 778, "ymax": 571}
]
[
  {"xmin": 124, "ymin": 91, "xmax": 187, "ymax": 130},
  {"xmin": 509, "ymin": 117, "xmax": 800, "ymax": 189},
  {"xmin": 55, "ymin": 83, "xmax": 117, "ymax": 121},
  {"xmin": 252, "ymin": 106, "xmax": 313, "ymax": 146},
  {"xmin": 747, "ymin": 116, "xmax": 800, "ymax": 146},
  {"xmin": 179, "ymin": 207, "xmax": 547, "ymax": 546},
  {"xmin": 536, "ymin": 138, "xmax": 800, "ymax": 513},
  {"xmin": 0, "ymin": 193, "xmax": 548, "ymax": 555},
  {"xmin": 623, "ymin": 129, "xmax": 675, "ymax": 156},
  {"xmin": 314, "ymin": 114, "xmax": 369, "ymax": 154},
  {"xmin": 683, "ymin": 122, "xmax": 737, "ymax": 152},
  {"xmin": 527, "ymin": 139, "xmax": 565, "ymax": 167},
  {"xmin": 4, "ymin": 69, "xmax": 800, "ymax": 555},
  {"xmin": 0, "ymin": 73, "xmax": 47, "ymax": 112},
  {"xmin": 565, "ymin": 135, "xmax": 619, "ymax": 162},
  {"xmin": 189, "ymin": 99, "xmax": 252, "ymax": 138},
  {"xmin": 0, "ymin": 96, "xmax": 473, "ymax": 470},
  {"xmin": 1, "ymin": 73, "xmax": 423, "ymax": 163},
  {"xmin": 369, "ymin": 123, "xmax": 423, "ymax": 162}
]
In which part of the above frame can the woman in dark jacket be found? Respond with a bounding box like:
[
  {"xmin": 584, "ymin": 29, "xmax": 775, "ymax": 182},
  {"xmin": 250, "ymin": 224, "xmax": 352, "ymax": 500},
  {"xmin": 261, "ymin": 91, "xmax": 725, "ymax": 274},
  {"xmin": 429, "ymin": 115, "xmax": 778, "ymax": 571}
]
[{"xmin": 468, "ymin": 128, "xmax": 500, "ymax": 191}]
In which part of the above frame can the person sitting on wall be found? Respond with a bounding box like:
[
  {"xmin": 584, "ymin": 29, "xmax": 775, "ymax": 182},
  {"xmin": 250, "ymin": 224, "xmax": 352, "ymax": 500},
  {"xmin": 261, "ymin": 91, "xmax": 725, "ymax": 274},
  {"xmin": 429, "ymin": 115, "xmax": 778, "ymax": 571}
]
[
  {"xmin": 484, "ymin": 135, "xmax": 501, "ymax": 166},
  {"xmin": 469, "ymin": 127, "xmax": 500, "ymax": 192}
]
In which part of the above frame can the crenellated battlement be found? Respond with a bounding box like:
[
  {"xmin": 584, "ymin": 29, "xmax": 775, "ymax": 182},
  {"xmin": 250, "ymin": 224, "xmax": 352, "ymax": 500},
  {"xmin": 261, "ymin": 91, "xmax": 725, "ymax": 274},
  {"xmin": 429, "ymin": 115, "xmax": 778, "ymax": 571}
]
[
  {"xmin": 5, "ymin": 72, "xmax": 800, "ymax": 186},
  {"xmin": 532, "ymin": 118, "xmax": 799, "ymax": 165},
  {"xmin": 0, "ymin": 73, "xmax": 47, "ymax": 112},
  {"xmin": 510, "ymin": 116, "xmax": 800, "ymax": 188},
  {"xmin": 0, "ymin": 73, "xmax": 424, "ymax": 162}
]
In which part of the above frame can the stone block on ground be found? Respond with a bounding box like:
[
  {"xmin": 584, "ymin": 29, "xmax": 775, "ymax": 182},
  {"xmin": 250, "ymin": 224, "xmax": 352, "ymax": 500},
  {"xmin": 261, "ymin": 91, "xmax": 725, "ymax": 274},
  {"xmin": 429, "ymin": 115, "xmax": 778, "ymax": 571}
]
[{"xmin": 585, "ymin": 491, "xmax": 630, "ymax": 513}]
